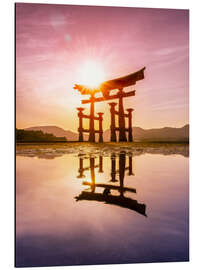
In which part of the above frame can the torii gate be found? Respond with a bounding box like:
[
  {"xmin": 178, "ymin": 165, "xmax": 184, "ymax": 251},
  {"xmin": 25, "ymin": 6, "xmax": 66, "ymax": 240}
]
[{"xmin": 74, "ymin": 67, "xmax": 145, "ymax": 142}]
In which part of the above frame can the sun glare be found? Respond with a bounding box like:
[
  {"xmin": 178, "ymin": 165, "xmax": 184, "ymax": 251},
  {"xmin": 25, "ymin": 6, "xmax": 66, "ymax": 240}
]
[{"xmin": 78, "ymin": 60, "xmax": 106, "ymax": 89}]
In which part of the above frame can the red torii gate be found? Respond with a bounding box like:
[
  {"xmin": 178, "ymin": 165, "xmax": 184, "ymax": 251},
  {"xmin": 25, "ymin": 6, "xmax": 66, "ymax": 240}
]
[{"xmin": 74, "ymin": 67, "xmax": 145, "ymax": 142}]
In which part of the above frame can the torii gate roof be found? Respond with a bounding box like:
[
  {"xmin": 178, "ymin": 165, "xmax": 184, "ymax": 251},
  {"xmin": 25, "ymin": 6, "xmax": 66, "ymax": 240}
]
[{"xmin": 74, "ymin": 67, "xmax": 145, "ymax": 95}]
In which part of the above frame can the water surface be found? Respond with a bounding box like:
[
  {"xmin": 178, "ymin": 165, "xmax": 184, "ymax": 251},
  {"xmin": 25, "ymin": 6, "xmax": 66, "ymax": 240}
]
[{"xmin": 16, "ymin": 144, "xmax": 189, "ymax": 267}]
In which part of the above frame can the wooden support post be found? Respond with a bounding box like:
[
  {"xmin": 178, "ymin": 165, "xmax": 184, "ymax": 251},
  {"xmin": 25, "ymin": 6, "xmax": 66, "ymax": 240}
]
[
  {"xmin": 97, "ymin": 112, "xmax": 104, "ymax": 143},
  {"xmin": 110, "ymin": 153, "xmax": 117, "ymax": 182},
  {"xmin": 126, "ymin": 108, "xmax": 134, "ymax": 142},
  {"xmin": 90, "ymin": 157, "xmax": 95, "ymax": 192},
  {"xmin": 108, "ymin": 102, "xmax": 117, "ymax": 142},
  {"xmin": 119, "ymin": 152, "xmax": 126, "ymax": 196},
  {"xmin": 128, "ymin": 155, "xmax": 133, "ymax": 176},
  {"xmin": 88, "ymin": 95, "xmax": 95, "ymax": 142},
  {"xmin": 77, "ymin": 107, "xmax": 85, "ymax": 142},
  {"xmin": 77, "ymin": 158, "xmax": 85, "ymax": 178},
  {"xmin": 98, "ymin": 156, "xmax": 103, "ymax": 173},
  {"xmin": 118, "ymin": 89, "xmax": 127, "ymax": 142}
]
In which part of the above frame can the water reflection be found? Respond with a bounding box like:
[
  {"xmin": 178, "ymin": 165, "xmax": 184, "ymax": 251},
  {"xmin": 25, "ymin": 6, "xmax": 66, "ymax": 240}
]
[
  {"xmin": 16, "ymin": 148, "xmax": 189, "ymax": 267},
  {"xmin": 75, "ymin": 152, "xmax": 146, "ymax": 216}
]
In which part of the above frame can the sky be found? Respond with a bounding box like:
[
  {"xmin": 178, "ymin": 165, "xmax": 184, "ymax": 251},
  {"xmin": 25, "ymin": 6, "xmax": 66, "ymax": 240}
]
[{"xmin": 16, "ymin": 3, "xmax": 189, "ymax": 131}]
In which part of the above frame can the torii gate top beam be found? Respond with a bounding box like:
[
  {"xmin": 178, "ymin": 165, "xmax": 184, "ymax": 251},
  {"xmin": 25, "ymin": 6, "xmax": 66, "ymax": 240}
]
[{"xmin": 74, "ymin": 67, "xmax": 145, "ymax": 97}]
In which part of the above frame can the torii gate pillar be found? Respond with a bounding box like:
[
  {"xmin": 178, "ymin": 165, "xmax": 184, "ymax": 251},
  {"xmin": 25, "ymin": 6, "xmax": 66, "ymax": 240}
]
[
  {"xmin": 126, "ymin": 108, "xmax": 134, "ymax": 142},
  {"xmin": 109, "ymin": 102, "xmax": 117, "ymax": 142},
  {"xmin": 98, "ymin": 112, "xmax": 104, "ymax": 143},
  {"xmin": 118, "ymin": 89, "xmax": 127, "ymax": 142},
  {"xmin": 88, "ymin": 95, "xmax": 95, "ymax": 142},
  {"xmin": 77, "ymin": 107, "xmax": 84, "ymax": 142}
]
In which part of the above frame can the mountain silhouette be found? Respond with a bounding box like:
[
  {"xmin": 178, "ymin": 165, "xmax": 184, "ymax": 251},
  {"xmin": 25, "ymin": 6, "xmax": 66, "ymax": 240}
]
[
  {"xmin": 103, "ymin": 124, "xmax": 189, "ymax": 142},
  {"xmin": 25, "ymin": 126, "xmax": 85, "ymax": 141},
  {"xmin": 25, "ymin": 124, "xmax": 189, "ymax": 142}
]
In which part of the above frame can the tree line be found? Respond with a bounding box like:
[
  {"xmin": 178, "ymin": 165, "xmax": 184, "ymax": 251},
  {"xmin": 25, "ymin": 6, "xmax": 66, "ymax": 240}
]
[{"xmin": 16, "ymin": 129, "xmax": 67, "ymax": 142}]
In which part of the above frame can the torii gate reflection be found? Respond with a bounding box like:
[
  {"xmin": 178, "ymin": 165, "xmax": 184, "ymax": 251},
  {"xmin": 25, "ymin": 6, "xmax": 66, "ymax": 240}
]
[{"xmin": 75, "ymin": 152, "xmax": 147, "ymax": 216}]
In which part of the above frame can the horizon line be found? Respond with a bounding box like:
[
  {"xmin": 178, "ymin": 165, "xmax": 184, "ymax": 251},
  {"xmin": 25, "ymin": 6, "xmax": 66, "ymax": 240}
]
[{"xmin": 16, "ymin": 123, "xmax": 189, "ymax": 132}]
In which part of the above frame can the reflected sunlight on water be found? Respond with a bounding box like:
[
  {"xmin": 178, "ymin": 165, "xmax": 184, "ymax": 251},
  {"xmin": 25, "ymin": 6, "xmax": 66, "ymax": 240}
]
[{"xmin": 16, "ymin": 147, "xmax": 189, "ymax": 267}]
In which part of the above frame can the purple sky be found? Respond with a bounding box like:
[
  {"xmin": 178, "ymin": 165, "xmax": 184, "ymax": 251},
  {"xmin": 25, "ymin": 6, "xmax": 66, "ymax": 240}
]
[{"xmin": 16, "ymin": 3, "xmax": 189, "ymax": 131}]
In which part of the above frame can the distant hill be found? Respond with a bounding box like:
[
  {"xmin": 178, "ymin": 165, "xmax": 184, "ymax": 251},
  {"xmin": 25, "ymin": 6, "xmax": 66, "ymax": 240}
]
[
  {"xmin": 25, "ymin": 124, "xmax": 189, "ymax": 142},
  {"xmin": 25, "ymin": 125, "xmax": 87, "ymax": 141},
  {"xmin": 16, "ymin": 129, "xmax": 67, "ymax": 142},
  {"xmin": 103, "ymin": 124, "xmax": 189, "ymax": 142}
]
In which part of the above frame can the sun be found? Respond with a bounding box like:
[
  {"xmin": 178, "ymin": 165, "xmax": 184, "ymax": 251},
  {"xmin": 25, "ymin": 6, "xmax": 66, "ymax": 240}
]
[{"xmin": 78, "ymin": 60, "xmax": 106, "ymax": 89}]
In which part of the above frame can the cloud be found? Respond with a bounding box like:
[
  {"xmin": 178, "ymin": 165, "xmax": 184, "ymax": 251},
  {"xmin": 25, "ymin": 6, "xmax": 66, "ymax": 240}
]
[
  {"xmin": 154, "ymin": 45, "xmax": 188, "ymax": 56},
  {"xmin": 150, "ymin": 97, "xmax": 189, "ymax": 112}
]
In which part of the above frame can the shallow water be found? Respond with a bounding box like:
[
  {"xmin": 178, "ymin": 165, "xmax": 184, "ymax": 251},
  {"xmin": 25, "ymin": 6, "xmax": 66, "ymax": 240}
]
[{"xmin": 16, "ymin": 146, "xmax": 189, "ymax": 267}]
